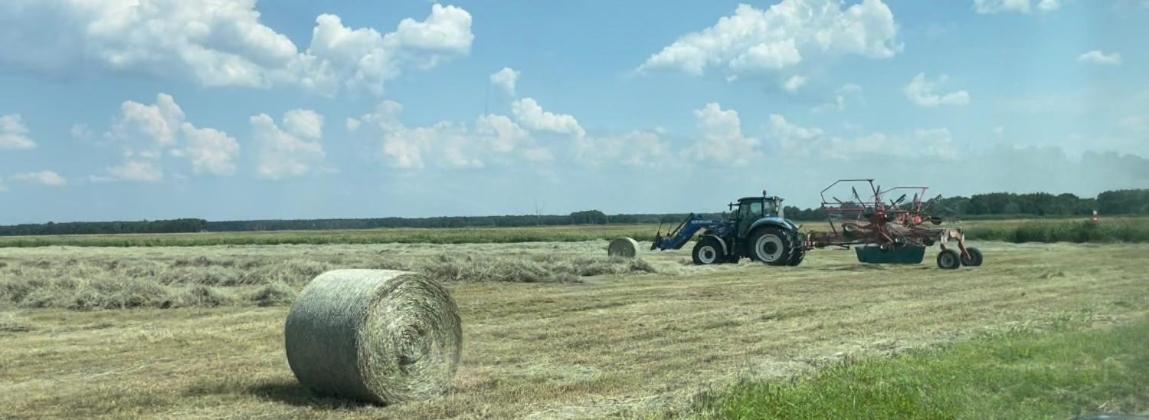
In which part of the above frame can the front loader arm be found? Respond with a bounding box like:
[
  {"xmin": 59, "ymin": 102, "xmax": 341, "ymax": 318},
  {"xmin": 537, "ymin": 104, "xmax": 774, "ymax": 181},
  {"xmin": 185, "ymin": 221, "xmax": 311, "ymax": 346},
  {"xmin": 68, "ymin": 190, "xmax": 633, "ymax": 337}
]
[{"xmin": 652, "ymin": 213, "xmax": 720, "ymax": 251}]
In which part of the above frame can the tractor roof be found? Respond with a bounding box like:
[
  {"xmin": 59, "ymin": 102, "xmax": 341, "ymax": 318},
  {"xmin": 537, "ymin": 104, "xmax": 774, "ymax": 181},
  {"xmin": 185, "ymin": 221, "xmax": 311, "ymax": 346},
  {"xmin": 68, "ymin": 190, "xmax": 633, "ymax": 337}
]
[{"xmin": 738, "ymin": 196, "xmax": 784, "ymax": 202}]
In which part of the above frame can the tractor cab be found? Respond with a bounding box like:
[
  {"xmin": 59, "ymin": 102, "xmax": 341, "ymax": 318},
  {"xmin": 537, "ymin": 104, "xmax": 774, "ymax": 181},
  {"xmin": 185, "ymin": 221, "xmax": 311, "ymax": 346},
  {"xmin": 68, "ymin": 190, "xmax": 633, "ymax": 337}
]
[{"xmin": 730, "ymin": 196, "xmax": 785, "ymax": 237}]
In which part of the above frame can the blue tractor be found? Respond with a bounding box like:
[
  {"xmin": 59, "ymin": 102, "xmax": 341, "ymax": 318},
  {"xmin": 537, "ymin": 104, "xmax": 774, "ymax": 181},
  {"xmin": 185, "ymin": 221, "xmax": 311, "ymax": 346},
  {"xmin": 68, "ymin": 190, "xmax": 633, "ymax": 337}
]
[{"xmin": 651, "ymin": 193, "xmax": 806, "ymax": 266}]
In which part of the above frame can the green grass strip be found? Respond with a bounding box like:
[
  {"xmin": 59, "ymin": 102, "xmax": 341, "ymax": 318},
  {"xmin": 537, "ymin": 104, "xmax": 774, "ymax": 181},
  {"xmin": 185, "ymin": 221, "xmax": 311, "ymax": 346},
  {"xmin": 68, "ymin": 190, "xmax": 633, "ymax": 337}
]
[{"xmin": 693, "ymin": 319, "xmax": 1149, "ymax": 419}]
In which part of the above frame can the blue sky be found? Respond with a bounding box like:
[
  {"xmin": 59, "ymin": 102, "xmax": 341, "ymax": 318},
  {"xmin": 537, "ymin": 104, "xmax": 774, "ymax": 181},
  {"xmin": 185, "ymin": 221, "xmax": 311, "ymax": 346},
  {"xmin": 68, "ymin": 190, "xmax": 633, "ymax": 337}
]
[{"xmin": 1, "ymin": 0, "xmax": 1147, "ymax": 224}]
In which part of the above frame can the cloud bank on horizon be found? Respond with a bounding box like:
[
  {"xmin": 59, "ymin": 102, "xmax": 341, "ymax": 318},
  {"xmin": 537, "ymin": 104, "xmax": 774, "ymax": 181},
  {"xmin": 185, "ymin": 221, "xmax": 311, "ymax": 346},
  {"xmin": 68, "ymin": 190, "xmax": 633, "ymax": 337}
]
[{"xmin": 0, "ymin": 0, "xmax": 1146, "ymax": 223}]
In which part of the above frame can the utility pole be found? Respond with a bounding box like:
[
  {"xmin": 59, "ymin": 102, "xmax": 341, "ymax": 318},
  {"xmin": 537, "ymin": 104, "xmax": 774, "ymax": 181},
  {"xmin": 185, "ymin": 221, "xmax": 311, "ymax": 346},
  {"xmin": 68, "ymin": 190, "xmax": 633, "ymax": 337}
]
[{"xmin": 534, "ymin": 198, "xmax": 544, "ymax": 226}]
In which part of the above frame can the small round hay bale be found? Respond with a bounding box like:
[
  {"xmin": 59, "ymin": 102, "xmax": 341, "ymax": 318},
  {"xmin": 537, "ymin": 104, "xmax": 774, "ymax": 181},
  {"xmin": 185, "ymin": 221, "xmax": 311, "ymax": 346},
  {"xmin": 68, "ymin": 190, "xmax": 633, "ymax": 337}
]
[
  {"xmin": 607, "ymin": 237, "xmax": 640, "ymax": 258},
  {"xmin": 284, "ymin": 269, "xmax": 462, "ymax": 405}
]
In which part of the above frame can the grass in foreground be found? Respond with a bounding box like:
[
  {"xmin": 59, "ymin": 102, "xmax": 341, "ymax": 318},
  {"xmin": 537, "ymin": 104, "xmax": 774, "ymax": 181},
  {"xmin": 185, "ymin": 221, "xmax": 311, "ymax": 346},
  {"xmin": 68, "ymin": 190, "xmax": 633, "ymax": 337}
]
[{"xmin": 691, "ymin": 318, "xmax": 1149, "ymax": 419}]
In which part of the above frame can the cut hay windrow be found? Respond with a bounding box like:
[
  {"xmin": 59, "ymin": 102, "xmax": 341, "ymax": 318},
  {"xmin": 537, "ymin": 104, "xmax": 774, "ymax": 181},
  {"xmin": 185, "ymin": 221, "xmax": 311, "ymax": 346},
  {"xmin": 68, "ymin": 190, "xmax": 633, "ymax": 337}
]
[
  {"xmin": 607, "ymin": 237, "xmax": 640, "ymax": 258},
  {"xmin": 284, "ymin": 269, "xmax": 462, "ymax": 405}
]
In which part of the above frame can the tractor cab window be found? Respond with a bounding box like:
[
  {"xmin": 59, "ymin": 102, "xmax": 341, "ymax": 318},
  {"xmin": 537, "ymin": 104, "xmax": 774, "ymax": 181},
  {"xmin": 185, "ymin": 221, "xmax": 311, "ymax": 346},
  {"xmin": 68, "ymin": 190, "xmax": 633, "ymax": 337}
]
[
  {"xmin": 736, "ymin": 200, "xmax": 763, "ymax": 237},
  {"xmin": 738, "ymin": 200, "xmax": 763, "ymax": 220},
  {"xmin": 748, "ymin": 201, "xmax": 764, "ymax": 218},
  {"xmin": 762, "ymin": 200, "xmax": 777, "ymax": 217}
]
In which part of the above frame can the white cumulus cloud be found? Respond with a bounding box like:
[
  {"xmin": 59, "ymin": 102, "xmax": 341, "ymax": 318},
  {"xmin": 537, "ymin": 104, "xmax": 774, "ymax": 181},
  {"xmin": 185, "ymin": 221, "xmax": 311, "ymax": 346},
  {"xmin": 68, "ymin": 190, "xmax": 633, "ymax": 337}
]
[
  {"xmin": 973, "ymin": 0, "xmax": 1060, "ymax": 14},
  {"xmin": 182, "ymin": 126, "xmax": 240, "ymax": 176},
  {"xmin": 904, "ymin": 73, "xmax": 970, "ymax": 107},
  {"xmin": 11, "ymin": 170, "xmax": 67, "ymax": 187},
  {"xmin": 353, "ymin": 99, "xmax": 674, "ymax": 170},
  {"xmin": 350, "ymin": 101, "xmax": 542, "ymax": 170},
  {"xmin": 98, "ymin": 93, "xmax": 239, "ymax": 181},
  {"xmin": 576, "ymin": 130, "xmax": 670, "ymax": 167},
  {"xmin": 252, "ymin": 110, "xmax": 326, "ymax": 179},
  {"xmin": 306, "ymin": 5, "xmax": 473, "ymax": 95},
  {"xmin": 782, "ymin": 75, "xmax": 808, "ymax": 93},
  {"xmin": 770, "ymin": 114, "xmax": 957, "ymax": 160},
  {"xmin": 103, "ymin": 160, "xmax": 164, "ymax": 183},
  {"xmin": 110, "ymin": 94, "xmax": 186, "ymax": 147},
  {"xmin": 70, "ymin": 124, "xmax": 93, "ymax": 141},
  {"xmin": 0, "ymin": 114, "xmax": 36, "ymax": 150},
  {"xmin": 687, "ymin": 103, "xmax": 759, "ymax": 166},
  {"xmin": 0, "ymin": 2, "xmax": 473, "ymax": 96},
  {"xmin": 813, "ymin": 83, "xmax": 864, "ymax": 112},
  {"xmin": 639, "ymin": 0, "xmax": 900, "ymax": 76},
  {"xmin": 490, "ymin": 67, "xmax": 520, "ymax": 96},
  {"xmin": 511, "ymin": 98, "xmax": 586, "ymax": 138},
  {"xmin": 476, "ymin": 114, "xmax": 530, "ymax": 154},
  {"xmin": 1078, "ymin": 50, "xmax": 1122, "ymax": 65}
]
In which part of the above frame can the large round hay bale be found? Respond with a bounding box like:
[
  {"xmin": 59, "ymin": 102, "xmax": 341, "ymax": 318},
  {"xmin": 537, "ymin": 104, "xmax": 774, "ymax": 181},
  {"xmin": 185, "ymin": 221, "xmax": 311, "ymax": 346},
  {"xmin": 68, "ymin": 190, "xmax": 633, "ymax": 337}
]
[
  {"xmin": 607, "ymin": 237, "xmax": 640, "ymax": 258},
  {"xmin": 284, "ymin": 269, "xmax": 462, "ymax": 405}
]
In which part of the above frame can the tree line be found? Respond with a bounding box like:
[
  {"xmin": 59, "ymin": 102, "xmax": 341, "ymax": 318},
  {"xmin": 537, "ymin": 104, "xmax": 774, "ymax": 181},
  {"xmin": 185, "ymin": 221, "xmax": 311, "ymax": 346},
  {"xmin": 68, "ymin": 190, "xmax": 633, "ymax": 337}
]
[
  {"xmin": 0, "ymin": 219, "xmax": 209, "ymax": 236},
  {"xmin": 2, "ymin": 189, "xmax": 1147, "ymax": 236}
]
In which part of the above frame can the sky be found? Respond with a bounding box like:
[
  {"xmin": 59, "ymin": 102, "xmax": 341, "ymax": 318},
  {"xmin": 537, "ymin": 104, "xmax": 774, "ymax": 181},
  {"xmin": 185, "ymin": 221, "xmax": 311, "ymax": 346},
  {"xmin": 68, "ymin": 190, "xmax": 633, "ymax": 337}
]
[{"xmin": 1, "ymin": 0, "xmax": 1147, "ymax": 224}]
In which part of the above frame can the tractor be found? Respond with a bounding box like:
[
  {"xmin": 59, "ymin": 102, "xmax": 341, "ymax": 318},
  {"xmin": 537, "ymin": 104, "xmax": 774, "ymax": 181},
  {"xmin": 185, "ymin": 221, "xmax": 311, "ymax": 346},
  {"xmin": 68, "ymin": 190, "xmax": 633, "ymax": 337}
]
[
  {"xmin": 648, "ymin": 182, "xmax": 982, "ymax": 270},
  {"xmin": 651, "ymin": 192, "xmax": 806, "ymax": 266}
]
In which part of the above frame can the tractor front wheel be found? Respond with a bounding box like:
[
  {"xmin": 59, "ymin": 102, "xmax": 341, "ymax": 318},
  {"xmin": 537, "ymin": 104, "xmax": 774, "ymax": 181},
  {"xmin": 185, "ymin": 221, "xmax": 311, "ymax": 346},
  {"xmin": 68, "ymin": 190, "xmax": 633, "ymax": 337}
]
[
  {"xmin": 937, "ymin": 249, "xmax": 961, "ymax": 269},
  {"xmin": 692, "ymin": 237, "xmax": 726, "ymax": 265},
  {"xmin": 749, "ymin": 227, "xmax": 796, "ymax": 266},
  {"xmin": 786, "ymin": 246, "xmax": 806, "ymax": 266}
]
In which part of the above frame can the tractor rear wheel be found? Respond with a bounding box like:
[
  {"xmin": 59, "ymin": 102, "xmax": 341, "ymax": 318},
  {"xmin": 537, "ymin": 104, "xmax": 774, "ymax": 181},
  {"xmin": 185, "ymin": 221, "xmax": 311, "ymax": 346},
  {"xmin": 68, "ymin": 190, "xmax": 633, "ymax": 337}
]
[
  {"xmin": 749, "ymin": 227, "xmax": 796, "ymax": 266},
  {"xmin": 937, "ymin": 249, "xmax": 961, "ymax": 269},
  {"xmin": 692, "ymin": 237, "xmax": 725, "ymax": 265},
  {"xmin": 961, "ymin": 247, "xmax": 983, "ymax": 267}
]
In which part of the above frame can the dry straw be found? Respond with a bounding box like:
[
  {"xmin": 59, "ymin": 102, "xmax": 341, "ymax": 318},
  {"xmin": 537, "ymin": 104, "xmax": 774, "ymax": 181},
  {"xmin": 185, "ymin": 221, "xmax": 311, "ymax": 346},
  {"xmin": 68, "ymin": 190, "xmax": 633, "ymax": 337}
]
[
  {"xmin": 284, "ymin": 269, "xmax": 462, "ymax": 404},
  {"xmin": 607, "ymin": 237, "xmax": 640, "ymax": 258}
]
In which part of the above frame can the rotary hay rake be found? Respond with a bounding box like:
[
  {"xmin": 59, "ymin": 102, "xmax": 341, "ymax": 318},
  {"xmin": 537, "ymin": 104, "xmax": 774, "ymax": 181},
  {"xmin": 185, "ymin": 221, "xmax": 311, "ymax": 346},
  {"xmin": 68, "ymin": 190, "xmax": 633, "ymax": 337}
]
[{"xmin": 804, "ymin": 179, "xmax": 982, "ymax": 269}]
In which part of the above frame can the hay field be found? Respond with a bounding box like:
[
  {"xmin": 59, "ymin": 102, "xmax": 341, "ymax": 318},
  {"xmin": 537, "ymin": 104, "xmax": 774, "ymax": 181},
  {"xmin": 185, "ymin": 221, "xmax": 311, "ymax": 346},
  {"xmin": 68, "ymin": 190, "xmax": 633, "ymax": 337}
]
[
  {"xmin": 1, "ymin": 240, "xmax": 1147, "ymax": 418},
  {"xmin": 0, "ymin": 225, "xmax": 660, "ymax": 248},
  {"xmin": 2, "ymin": 216, "xmax": 1148, "ymax": 248}
]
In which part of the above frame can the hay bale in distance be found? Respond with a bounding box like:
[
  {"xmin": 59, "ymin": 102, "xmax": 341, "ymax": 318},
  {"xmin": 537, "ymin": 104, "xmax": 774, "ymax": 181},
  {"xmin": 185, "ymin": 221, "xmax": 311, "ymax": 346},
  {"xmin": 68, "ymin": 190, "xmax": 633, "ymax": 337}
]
[
  {"xmin": 284, "ymin": 269, "xmax": 462, "ymax": 405},
  {"xmin": 607, "ymin": 237, "xmax": 640, "ymax": 258}
]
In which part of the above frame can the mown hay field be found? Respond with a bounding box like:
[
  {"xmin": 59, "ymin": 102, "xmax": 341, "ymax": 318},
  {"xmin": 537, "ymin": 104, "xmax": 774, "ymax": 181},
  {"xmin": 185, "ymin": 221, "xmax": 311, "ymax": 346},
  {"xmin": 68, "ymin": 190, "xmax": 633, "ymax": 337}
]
[
  {"xmin": 2, "ymin": 239, "xmax": 1147, "ymax": 418},
  {"xmin": 0, "ymin": 225, "xmax": 660, "ymax": 248},
  {"xmin": 1, "ymin": 216, "xmax": 1147, "ymax": 248}
]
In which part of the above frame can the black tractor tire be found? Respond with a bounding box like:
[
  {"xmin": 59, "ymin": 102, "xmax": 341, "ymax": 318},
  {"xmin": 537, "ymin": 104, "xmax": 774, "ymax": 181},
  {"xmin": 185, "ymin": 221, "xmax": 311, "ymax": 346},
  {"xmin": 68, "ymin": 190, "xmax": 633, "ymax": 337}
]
[
  {"xmin": 692, "ymin": 237, "xmax": 726, "ymax": 265},
  {"xmin": 961, "ymin": 247, "xmax": 983, "ymax": 267},
  {"xmin": 937, "ymin": 249, "xmax": 961, "ymax": 270},
  {"xmin": 786, "ymin": 246, "xmax": 806, "ymax": 266},
  {"xmin": 748, "ymin": 227, "xmax": 797, "ymax": 266}
]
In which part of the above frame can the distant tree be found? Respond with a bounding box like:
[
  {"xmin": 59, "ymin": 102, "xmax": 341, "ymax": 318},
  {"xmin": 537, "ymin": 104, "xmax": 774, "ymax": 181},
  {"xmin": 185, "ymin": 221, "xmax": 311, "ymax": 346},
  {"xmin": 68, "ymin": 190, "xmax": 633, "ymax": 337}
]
[
  {"xmin": 1098, "ymin": 189, "xmax": 1149, "ymax": 215},
  {"xmin": 569, "ymin": 210, "xmax": 608, "ymax": 225},
  {"xmin": 783, "ymin": 206, "xmax": 801, "ymax": 219},
  {"xmin": 0, "ymin": 218, "xmax": 208, "ymax": 236}
]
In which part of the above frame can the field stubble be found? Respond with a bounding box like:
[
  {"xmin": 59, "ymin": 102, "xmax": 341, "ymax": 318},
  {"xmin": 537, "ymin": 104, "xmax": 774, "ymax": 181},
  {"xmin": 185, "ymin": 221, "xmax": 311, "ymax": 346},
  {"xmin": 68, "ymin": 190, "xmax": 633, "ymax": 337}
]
[{"xmin": 0, "ymin": 241, "xmax": 1147, "ymax": 418}]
